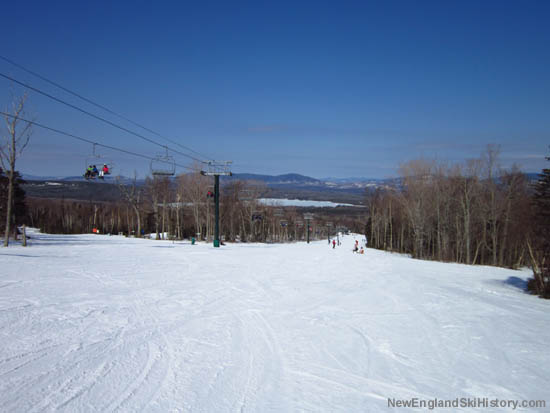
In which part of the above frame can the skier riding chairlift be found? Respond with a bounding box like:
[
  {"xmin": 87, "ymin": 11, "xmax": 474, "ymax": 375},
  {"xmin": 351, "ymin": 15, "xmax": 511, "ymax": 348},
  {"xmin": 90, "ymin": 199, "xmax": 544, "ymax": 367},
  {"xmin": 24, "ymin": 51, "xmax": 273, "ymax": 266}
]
[
  {"xmin": 84, "ymin": 165, "xmax": 98, "ymax": 180},
  {"xmin": 99, "ymin": 164, "xmax": 110, "ymax": 179}
]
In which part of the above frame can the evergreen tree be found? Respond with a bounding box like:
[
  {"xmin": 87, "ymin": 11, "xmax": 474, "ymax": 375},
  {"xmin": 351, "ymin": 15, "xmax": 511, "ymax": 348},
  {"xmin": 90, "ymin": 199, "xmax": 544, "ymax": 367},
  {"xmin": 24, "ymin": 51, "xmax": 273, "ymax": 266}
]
[
  {"xmin": 533, "ymin": 165, "xmax": 550, "ymax": 222},
  {"xmin": 529, "ymin": 162, "xmax": 550, "ymax": 297},
  {"xmin": 0, "ymin": 168, "xmax": 27, "ymax": 234}
]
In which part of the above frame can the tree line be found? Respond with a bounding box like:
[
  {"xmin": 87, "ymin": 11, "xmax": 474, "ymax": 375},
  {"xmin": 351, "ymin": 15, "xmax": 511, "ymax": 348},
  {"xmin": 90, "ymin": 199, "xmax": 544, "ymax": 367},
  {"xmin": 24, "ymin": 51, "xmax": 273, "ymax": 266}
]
[
  {"xmin": 364, "ymin": 146, "xmax": 549, "ymax": 298},
  {"xmin": 19, "ymin": 172, "xmax": 351, "ymax": 244}
]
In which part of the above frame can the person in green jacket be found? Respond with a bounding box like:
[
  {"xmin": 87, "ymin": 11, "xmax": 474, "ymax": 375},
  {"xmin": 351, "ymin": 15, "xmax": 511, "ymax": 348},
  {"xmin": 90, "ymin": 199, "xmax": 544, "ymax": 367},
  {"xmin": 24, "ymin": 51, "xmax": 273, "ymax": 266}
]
[{"xmin": 84, "ymin": 165, "xmax": 94, "ymax": 179}]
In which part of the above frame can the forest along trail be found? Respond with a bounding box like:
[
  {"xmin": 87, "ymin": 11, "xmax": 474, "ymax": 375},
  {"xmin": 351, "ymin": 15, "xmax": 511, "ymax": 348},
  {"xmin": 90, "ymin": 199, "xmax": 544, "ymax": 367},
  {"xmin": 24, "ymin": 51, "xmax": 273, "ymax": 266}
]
[{"xmin": 0, "ymin": 230, "xmax": 548, "ymax": 412}]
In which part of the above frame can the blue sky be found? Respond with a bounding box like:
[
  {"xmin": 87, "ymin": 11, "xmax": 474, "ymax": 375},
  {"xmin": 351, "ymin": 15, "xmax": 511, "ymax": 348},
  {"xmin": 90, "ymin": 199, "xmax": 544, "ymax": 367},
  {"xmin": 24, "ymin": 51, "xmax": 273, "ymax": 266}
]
[{"xmin": 1, "ymin": 0, "xmax": 549, "ymax": 179}]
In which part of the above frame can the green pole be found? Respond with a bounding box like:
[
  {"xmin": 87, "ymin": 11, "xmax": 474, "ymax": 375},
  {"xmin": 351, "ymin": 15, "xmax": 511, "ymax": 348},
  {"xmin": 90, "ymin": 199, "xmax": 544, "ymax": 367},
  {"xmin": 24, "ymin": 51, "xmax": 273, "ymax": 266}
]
[
  {"xmin": 307, "ymin": 220, "xmax": 310, "ymax": 244},
  {"xmin": 214, "ymin": 175, "xmax": 220, "ymax": 247}
]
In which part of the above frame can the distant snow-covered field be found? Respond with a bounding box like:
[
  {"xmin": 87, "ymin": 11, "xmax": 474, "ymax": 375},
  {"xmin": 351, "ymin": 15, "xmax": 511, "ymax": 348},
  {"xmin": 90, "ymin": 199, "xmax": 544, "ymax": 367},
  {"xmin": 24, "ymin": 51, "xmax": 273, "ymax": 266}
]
[
  {"xmin": 0, "ymin": 230, "xmax": 548, "ymax": 412},
  {"xmin": 258, "ymin": 198, "xmax": 360, "ymax": 207}
]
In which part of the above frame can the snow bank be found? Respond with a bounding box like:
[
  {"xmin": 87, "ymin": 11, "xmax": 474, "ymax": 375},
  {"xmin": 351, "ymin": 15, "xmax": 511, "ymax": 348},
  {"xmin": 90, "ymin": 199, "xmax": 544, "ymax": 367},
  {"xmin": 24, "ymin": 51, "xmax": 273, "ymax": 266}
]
[{"xmin": 0, "ymin": 230, "xmax": 548, "ymax": 411}]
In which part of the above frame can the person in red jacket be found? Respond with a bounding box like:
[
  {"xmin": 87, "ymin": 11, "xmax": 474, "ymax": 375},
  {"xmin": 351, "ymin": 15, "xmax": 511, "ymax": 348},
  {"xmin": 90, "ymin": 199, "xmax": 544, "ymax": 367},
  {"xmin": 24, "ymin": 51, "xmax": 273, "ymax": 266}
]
[{"xmin": 99, "ymin": 164, "xmax": 109, "ymax": 179}]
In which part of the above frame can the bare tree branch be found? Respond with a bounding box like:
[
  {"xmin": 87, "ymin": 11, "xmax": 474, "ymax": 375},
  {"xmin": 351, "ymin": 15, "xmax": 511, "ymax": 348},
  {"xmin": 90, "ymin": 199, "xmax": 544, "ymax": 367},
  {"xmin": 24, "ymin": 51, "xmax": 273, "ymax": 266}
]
[{"xmin": 1, "ymin": 92, "xmax": 32, "ymax": 246}]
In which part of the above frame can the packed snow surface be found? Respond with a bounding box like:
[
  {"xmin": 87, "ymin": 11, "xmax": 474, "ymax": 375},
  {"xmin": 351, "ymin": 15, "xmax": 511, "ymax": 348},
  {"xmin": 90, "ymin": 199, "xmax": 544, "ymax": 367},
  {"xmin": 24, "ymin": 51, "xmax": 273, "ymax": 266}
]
[{"xmin": 0, "ymin": 230, "xmax": 548, "ymax": 412}]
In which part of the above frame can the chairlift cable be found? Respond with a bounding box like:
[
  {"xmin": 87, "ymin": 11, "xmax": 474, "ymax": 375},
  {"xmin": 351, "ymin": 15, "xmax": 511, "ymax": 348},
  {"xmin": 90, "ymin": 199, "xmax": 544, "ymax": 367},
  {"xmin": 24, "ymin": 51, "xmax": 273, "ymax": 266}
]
[
  {"xmin": 0, "ymin": 55, "xmax": 213, "ymax": 161},
  {"xmin": 0, "ymin": 111, "xmax": 195, "ymax": 171},
  {"xmin": 0, "ymin": 71, "xmax": 207, "ymax": 164}
]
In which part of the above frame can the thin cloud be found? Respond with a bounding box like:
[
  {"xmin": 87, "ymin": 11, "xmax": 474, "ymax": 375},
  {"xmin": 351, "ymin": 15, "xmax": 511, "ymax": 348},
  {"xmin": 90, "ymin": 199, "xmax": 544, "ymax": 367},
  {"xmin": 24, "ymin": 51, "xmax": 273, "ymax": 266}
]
[{"xmin": 247, "ymin": 125, "xmax": 285, "ymax": 133}]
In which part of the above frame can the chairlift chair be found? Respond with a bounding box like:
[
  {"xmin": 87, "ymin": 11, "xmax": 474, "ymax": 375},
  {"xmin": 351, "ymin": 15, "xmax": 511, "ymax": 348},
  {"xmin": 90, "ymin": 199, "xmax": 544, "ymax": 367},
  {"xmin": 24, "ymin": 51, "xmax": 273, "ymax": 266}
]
[
  {"xmin": 84, "ymin": 143, "xmax": 113, "ymax": 180},
  {"xmin": 151, "ymin": 147, "xmax": 176, "ymax": 176}
]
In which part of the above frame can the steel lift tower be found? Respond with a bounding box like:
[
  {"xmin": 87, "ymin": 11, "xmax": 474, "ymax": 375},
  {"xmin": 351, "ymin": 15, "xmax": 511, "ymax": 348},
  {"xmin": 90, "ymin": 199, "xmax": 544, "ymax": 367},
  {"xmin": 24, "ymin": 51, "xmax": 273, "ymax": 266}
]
[{"xmin": 201, "ymin": 161, "xmax": 232, "ymax": 247}]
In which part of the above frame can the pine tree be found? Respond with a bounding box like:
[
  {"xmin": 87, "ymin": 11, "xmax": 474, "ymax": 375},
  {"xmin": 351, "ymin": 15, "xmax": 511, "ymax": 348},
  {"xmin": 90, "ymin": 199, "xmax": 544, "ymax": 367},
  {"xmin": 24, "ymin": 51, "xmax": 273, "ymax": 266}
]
[
  {"xmin": 533, "ymin": 166, "xmax": 550, "ymax": 222},
  {"xmin": 529, "ymin": 162, "xmax": 550, "ymax": 297}
]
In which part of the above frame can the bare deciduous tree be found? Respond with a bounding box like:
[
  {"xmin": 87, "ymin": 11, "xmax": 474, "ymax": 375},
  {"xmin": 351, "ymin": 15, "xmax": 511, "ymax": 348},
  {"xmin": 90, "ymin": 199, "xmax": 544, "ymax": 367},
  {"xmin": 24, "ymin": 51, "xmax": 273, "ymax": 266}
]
[
  {"xmin": 1, "ymin": 93, "xmax": 32, "ymax": 246},
  {"xmin": 367, "ymin": 151, "xmax": 531, "ymax": 269},
  {"xmin": 178, "ymin": 167, "xmax": 210, "ymax": 240},
  {"xmin": 116, "ymin": 173, "xmax": 144, "ymax": 237},
  {"xmin": 399, "ymin": 159, "xmax": 434, "ymax": 259},
  {"xmin": 145, "ymin": 176, "xmax": 162, "ymax": 239}
]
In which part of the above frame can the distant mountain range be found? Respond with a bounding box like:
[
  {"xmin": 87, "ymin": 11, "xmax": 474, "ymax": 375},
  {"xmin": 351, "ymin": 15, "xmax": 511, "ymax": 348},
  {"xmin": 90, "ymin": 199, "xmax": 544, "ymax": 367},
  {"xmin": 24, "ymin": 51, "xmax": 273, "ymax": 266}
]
[
  {"xmin": 22, "ymin": 174, "xmax": 115, "ymax": 182},
  {"xmin": 22, "ymin": 171, "xmax": 541, "ymax": 187},
  {"xmin": 228, "ymin": 173, "xmax": 396, "ymax": 190},
  {"xmin": 20, "ymin": 172, "xmax": 387, "ymax": 204},
  {"xmin": 21, "ymin": 174, "xmax": 140, "ymax": 185},
  {"xmin": 22, "ymin": 172, "xmax": 392, "ymax": 189},
  {"xmin": 20, "ymin": 172, "xmax": 541, "ymax": 204},
  {"xmin": 228, "ymin": 173, "xmax": 322, "ymax": 185}
]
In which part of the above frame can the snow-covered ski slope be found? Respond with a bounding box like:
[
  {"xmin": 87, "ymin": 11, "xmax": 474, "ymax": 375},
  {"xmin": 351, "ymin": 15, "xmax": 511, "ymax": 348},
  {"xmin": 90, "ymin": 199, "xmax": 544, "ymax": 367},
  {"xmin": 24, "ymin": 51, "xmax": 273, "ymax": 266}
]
[{"xmin": 1, "ymin": 230, "xmax": 548, "ymax": 412}]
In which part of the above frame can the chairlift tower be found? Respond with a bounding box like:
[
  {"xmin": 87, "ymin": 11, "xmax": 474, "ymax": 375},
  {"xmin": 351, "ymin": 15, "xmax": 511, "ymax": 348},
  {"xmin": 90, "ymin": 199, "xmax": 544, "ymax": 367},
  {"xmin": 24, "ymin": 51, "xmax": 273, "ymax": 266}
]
[
  {"xmin": 201, "ymin": 161, "xmax": 232, "ymax": 247},
  {"xmin": 303, "ymin": 213, "xmax": 314, "ymax": 244}
]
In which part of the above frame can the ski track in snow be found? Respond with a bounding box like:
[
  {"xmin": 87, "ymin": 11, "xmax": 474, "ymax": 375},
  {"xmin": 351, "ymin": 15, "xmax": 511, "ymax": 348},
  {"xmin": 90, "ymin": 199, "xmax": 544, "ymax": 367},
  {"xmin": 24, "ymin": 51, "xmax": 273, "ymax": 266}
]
[{"xmin": 0, "ymin": 230, "xmax": 549, "ymax": 412}]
